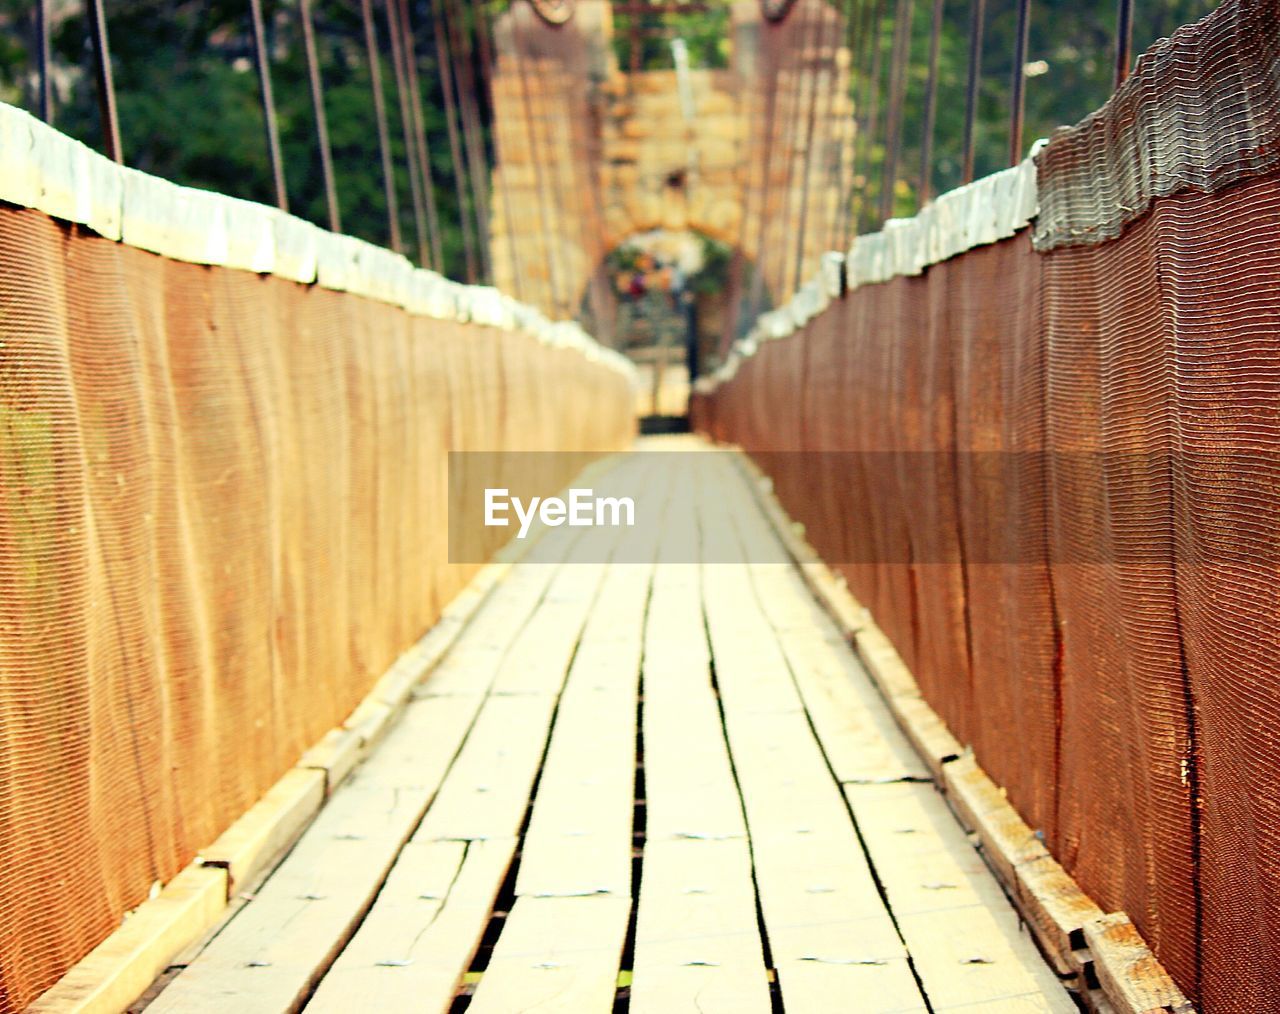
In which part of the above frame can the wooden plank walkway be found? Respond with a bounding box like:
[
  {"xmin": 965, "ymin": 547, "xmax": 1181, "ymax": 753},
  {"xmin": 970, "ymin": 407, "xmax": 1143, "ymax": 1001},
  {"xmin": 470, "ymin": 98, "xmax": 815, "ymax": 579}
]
[{"xmin": 145, "ymin": 437, "xmax": 1074, "ymax": 1014}]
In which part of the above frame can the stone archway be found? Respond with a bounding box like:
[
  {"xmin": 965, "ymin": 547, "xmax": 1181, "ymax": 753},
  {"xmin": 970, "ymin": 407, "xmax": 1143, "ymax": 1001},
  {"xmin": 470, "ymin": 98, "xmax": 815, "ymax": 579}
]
[{"xmin": 487, "ymin": 0, "xmax": 851, "ymax": 338}]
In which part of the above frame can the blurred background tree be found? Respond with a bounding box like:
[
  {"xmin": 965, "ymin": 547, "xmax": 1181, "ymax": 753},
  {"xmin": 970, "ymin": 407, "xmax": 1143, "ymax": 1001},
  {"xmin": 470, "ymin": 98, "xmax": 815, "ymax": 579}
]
[{"xmin": 0, "ymin": 0, "xmax": 1219, "ymax": 273}]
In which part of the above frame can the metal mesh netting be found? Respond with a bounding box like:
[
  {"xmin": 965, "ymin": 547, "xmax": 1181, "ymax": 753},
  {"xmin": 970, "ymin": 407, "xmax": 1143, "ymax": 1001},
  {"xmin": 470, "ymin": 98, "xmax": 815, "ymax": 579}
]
[
  {"xmin": 695, "ymin": 175, "xmax": 1280, "ymax": 1010},
  {"xmin": 696, "ymin": 2, "xmax": 1280, "ymax": 1005},
  {"xmin": 1033, "ymin": 0, "xmax": 1280, "ymax": 250},
  {"xmin": 0, "ymin": 205, "xmax": 633, "ymax": 1010}
]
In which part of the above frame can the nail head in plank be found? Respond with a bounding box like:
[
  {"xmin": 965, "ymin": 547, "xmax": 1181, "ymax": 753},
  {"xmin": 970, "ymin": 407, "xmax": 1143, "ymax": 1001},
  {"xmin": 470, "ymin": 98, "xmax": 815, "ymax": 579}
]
[
  {"xmin": 307, "ymin": 838, "xmax": 517, "ymax": 1013},
  {"xmin": 845, "ymin": 782, "xmax": 1075, "ymax": 1012},
  {"xmin": 467, "ymin": 895, "xmax": 632, "ymax": 1014},
  {"xmin": 417, "ymin": 694, "xmax": 559, "ymax": 843},
  {"xmin": 630, "ymin": 838, "xmax": 771, "ymax": 1014}
]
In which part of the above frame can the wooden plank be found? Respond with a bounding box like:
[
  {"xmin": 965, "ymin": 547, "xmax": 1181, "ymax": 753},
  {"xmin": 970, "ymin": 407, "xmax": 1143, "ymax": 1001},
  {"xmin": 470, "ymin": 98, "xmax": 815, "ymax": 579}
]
[
  {"xmin": 724, "ymin": 448, "xmax": 961, "ymax": 777},
  {"xmin": 422, "ymin": 560, "xmax": 574, "ymax": 698},
  {"xmin": 943, "ymin": 754, "xmax": 1051, "ymax": 885},
  {"xmin": 198, "ymin": 768, "xmax": 326, "ymax": 893},
  {"xmin": 1082, "ymin": 914, "xmax": 1196, "ymax": 1014},
  {"xmin": 631, "ymin": 501, "xmax": 770, "ymax": 1013},
  {"xmin": 695, "ymin": 456, "xmax": 926, "ymax": 1010},
  {"xmin": 942, "ymin": 753, "xmax": 1101, "ymax": 982},
  {"xmin": 147, "ymin": 694, "xmax": 479, "ymax": 1013},
  {"xmin": 306, "ymin": 838, "xmax": 518, "ymax": 1013},
  {"xmin": 425, "ymin": 453, "xmax": 649, "ymax": 701},
  {"xmin": 643, "ymin": 565, "xmax": 747, "ymax": 842},
  {"xmin": 1014, "ymin": 855, "xmax": 1106, "ymax": 983},
  {"xmin": 416, "ymin": 693, "xmax": 559, "ymax": 843},
  {"xmin": 726, "ymin": 451, "xmax": 869, "ymax": 639},
  {"xmin": 749, "ymin": 562, "xmax": 929, "ymax": 784},
  {"xmin": 29, "ymin": 865, "xmax": 228, "ymax": 1014},
  {"xmin": 724, "ymin": 713, "xmax": 923, "ymax": 1009},
  {"xmin": 488, "ymin": 562, "xmax": 608, "ymax": 696},
  {"xmin": 630, "ymin": 838, "xmax": 771, "ymax": 1014},
  {"xmin": 515, "ymin": 565, "xmax": 650, "ymax": 898},
  {"xmin": 845, "ymin": 782, "xmax": 1075, "ymax": 1012},
  {"xmin": 467, "ymin": 896, "xmax": 632, "ymax": 1013},
  {"xmin": 298, "ymin": 729, "xmax": 364, "ymax": 796}
]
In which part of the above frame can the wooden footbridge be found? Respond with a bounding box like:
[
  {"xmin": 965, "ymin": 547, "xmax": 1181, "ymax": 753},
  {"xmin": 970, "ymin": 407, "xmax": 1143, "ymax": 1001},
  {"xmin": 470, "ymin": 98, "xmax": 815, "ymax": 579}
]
[
  {"xmin": 128, "ymin": 441, "xmax": 1073, "ymax": 1012},
  {"xmin": 3, "ymin": 0, "xmax": 1278, "ymax": 1011}
]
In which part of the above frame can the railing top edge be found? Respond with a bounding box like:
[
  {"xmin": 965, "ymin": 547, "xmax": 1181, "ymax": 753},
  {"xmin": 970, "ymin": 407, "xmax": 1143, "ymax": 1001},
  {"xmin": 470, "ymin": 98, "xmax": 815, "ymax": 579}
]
[
  {"xmin": 696, "ymin": 146, "xmax": 1044, "ymax": 396},
  {"xmin": 0, "ymin": 101, "xmax": 635, "ymax": 384}
]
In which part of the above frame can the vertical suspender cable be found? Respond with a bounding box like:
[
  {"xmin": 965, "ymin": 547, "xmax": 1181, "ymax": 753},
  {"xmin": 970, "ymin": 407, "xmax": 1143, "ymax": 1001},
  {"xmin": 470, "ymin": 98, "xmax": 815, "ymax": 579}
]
[
  {"xmin": 249, "ymin": 0, "xmax": 287, "ymax": 208},
  {"xmin": 362, "ymin": 0, "xmax": 402, "ymax": 252},
  {"xmin": 386, "ymin": 0, "xmax": 430, "ymax": 265},
  {"xmin": 478, "ymin": 2, "xmax": 522, "ymax": 300},
  {"xmin": 1114, "ymin": 0, "xmax": 1134, "ymax": 88},
  {"xmin": 792, "ymin": 3, "xmax": 830, "ymax": 293},
  {"xmin": 445, "ymin": 0, "xmax": 495, "ymax": 284},
  {"xmin": 734, "ymin": 11, "xmax": 774, "ymax": 330},
  {"xmin": 35, "ymin": 0, "xmax": 52, "ymax": 123},
  {"xmin": 767, "ymin": 10, "xmax": 810, "ymax": 304},
  {"xmin": 918, "ymin": 0, "xmax": 943, "ymax": 205},
  {"xmin": 746, "ymin": 15, "xmax": 793, "ymax": 318},
  {"xmin": 813, "ymin": 3, "xmax": 846, "ymax": 262},
  {"xmin": 87, "ymin": 0, "xmax": 122, "ymax": 163},
  {"xmin": 512, "ymin": 4, "xmax": 565, "ymax": 317},
  {"xmin": 397, "ymin": 0, "xmax": 445, "ymax": 271},
  {"xmin": 430, "ymin": 0, "xmax": 480, "ymax": 282},
  {"xmin": 775, "ymin": 8, "xmax": 815, "ymax": 300},
  {"xmin": 843, "ymin": 0, "xmax": 874, "ymax": 246},
  {"xmin": 855, "ymin": 0, "xmax": 885, "ymax": 233},
  {"xmin": 1009, "ymin": 0, "xmax": 1030, "ymax": 165},
  {"xmin": 878, "ymin": 0, "xmax": 913, "ymax": 225},
  {"xmin": 960, "ymin": 0, "xmax": 985, "ymax": 182},
  {"xmin": 824, "ymin": 0, "xmax": 858, "ymax": 256},
  {"xmin": 476, "ymin": 2, "xmax": 524, "ymax": 299},
  {"xmin": 300, "ymin": 0, "xmax": 341, "ymax": 232},
  {"xmin": 825, "ymin": 0, "xmax": 856, "ymax": 255}
]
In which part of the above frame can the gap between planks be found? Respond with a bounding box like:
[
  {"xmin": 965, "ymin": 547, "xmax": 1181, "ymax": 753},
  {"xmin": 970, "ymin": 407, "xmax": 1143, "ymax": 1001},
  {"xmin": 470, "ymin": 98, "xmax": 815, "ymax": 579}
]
[{"xmin": 726, "ymin": 445, "xmax": 1197, "ymax": 1014}]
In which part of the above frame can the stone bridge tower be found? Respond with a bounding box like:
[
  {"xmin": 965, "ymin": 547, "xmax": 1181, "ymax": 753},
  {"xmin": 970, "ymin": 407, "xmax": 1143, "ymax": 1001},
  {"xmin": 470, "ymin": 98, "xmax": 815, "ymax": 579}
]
[{"xmin": 488, "ymin": 0, "xmax": 851, "ymax": 347}]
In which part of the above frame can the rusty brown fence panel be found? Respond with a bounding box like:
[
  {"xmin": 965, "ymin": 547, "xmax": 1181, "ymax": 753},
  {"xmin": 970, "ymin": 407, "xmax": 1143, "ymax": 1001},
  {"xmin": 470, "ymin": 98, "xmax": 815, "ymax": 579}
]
[{"xmin": 0, "ymin": 204, "xmax": 633, "ymax": 1011}]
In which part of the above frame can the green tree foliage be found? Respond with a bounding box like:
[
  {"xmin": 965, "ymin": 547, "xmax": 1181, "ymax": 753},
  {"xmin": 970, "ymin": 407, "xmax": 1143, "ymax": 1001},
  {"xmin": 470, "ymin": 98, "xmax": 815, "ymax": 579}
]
[
  {"xmin": 853, "ymin": 0, "xmax": 1215, "ymax": 219},
  {"xmin": 0, "ymin": 0, "xmax": 498, "ymax": 278},
  {"xmin": 0, "ymin": 0, "xmax": 1220, "ymax": 268}
]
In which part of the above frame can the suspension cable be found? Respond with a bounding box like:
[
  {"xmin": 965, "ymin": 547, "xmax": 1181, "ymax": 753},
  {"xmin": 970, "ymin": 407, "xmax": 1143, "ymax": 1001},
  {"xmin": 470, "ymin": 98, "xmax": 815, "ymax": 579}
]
[
  {"xmin": 878, "ymin": 0, "xmax": 914, "ymax": 224},
  {"xmin": 854, "ymin": 0, "xmax": 885, "ymax": 233},
  {"xmin": 791, "ymin": 1, "xmax": 830, "ymax": 293},
  {"xmin": 397, "ymin": 0, "xmax": 445, "ymax": 270},
  {"xmin": 300, "ymin": 0, "xmax": 341, "ymax": 232},
  {"xmin": 444, "ymin": 0, "xmax": 496, "ymax": 284},
  {"xmin": 35, "ymin": 0, "xmax": 52, "ymax": 123},
  {"xmin": 1009, "ymin": 0, "xmax": 1031, "ymax": 165},
  {"xmin": 822, "ymin": 0, "xmax": 857, "ymax": 257},
  {"xmin": 960, "ymin": 0, "xmax": 985, "ymax": 182},
  {"xmin": 512, "ymin": 2, "xmax": 566, "ymax": 317},
  {"xmin": 248, "ymin": 0, "xmax": 287, "ymax": 207},
  {"xmin": 431, "ymin": 0, "xmax": 480, "ymax": 282},
  {"xmin": 475, "ymin": 0, "xmax": 524, "ymax": 300},
  {"xmin": 87, "ymin": 0, "xmax": 122, "ymax": 163},
  {"xmin": 747, "ymin": 10, "xmax": 798, "ymax": 317},
  {"xmin": 361, "ymin": 0, "xmax": 402, "ymax": 252},
  {"xmin": 385, "ymin": 0, "xmax": 430, "ymax": 265},
  {"xmin": 1114, "ymin": 0, "xmax": 1134, "ymax": 87},
  {"xmin": 918, "ymin": 0, "xmax": 944, "ymax": 206}
]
